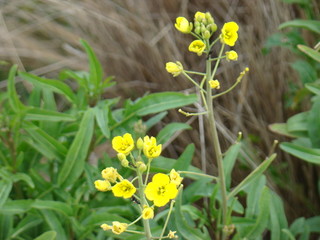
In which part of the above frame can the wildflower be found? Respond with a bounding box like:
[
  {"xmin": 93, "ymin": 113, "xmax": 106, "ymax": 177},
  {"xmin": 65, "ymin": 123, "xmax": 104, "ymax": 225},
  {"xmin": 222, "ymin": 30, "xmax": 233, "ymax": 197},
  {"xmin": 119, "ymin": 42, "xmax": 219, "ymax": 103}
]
[
  {"xmin": 168, "ymin": 230, "xmax": 178, "ymax": 239},
  {"xmin": 170, "ymin": 169, "xmax": 183, "ymax": 186},
  {"xmin": 175, "ymin": 17, "xmax": 193, "ymax": 34},
  {"xmin": 143, "ymin": 136, "xmax": 162, "ymax": 159},
  {"xmin": 142, "ymin": 206, "xmax": 154, "ymax": 219},
  {"xmin": 111, "ymin": 221, "xmax": 128, "ymax": 235},
  {"xmin": 209, "ymin": 80, "xmax": 220, "ymax": 89},
  {"xmin": 101, "ymin": 223, "xmax": 112, "ymax": 231},
  {"xmin": 112, "ymin": 133, "xmax": 134, "ymax": 155},
  {"xmin": 188, "ymin": 40, "xmax": 206, "ymax": 56},
  {"xmin": 94, "ymin": 180, "xmax": 111, "ymax": 192},
  {"xmin": 166, "ymin": 61, "xmax": 183, "ymax": 77},
  {"xmin": 112, "ymin": 179, "xmax": 136, "ymax": 199},
  {"xmin": 145, "ymin": 173, "xmax": 178, "ymax": 207},
  {"xmin": 101, "ymin": 167, "xmax": 121, "ymax": 183},
  {"xmin": 220, "ymin": 22, "xmax": 239, "ymax": 46},
  {"xmin": 225, "ymin": 50, "xmax": 238, "ymax": 61}
]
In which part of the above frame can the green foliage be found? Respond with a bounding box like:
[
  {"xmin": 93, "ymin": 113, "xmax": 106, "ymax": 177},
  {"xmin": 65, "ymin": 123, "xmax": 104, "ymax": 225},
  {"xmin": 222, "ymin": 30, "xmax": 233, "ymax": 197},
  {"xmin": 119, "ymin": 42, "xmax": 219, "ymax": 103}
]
[{"xmin": 0, "ymin": 39, "xmax": 197, "ymax": 239}]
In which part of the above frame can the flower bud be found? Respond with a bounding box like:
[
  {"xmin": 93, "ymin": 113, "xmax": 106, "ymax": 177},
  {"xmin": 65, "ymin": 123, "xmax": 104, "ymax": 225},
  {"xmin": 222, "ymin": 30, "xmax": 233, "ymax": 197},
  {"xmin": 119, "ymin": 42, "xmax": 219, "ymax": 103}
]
[
  {"xmin": 195, "ymin": 26, "xmax": 201, "ymax": 34},
  {"xmin": 121, "ymin": 159, "xmax": 129, "ymax": 168},
  {"xmin": 137, "ymin": 138, "xmax": 144, "ymax": 150},
  {"xmin": 203, "ymin": 30, "xmax": 211, "ymax": 39},
  {"xmin": 211, "ymin": 23, "xmax": 217, "ymax": 32},
  {"xmin": 165, "ymin": 61, "xmax": 183, "ymax": 77},
  {"xmin": 194, "ymin": 21, "xmax": 200, "ymax": 28},
  {"xmin": 136, "ymin": 161, "xmax": 147, "ymax": 173},
  {"xmin": 209, "ymin": 80, "xmax": 220, "ymax": 89},
  {"xmin": 225, "ymin": 50, "xmax": 238, "ymax": 61},
  {"xmin": 117, "ymin": 153, "xmax": 126, "ymax": 162},
  {"xmin": 205, "ymin": 12, "xmax": 214, "ymax": 24}
]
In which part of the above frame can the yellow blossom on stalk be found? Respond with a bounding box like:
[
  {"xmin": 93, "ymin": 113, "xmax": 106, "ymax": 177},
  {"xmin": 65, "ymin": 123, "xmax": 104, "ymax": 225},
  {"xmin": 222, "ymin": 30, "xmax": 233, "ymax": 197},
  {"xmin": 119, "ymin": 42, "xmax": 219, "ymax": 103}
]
[
  {"xmin": 166, "ymin": 61, "xmax": 183, "ymax": 77},
  {"xmin": 188, "ymin": 40, "xmax": 206, "ymax": 56},
  {"xmin": 111, "ymin": 221, "xmax": 128, "ymax": 235},
  {"xmin": 175, "ymin": 17, "xmax": 193, "ymax": 33},
  {"xmin": 112, "ymin": 179, "xmax": 136, "ymax": 199},
  {"xmin": 101, "ymin": 167, "xmax": 121, "ymax": 183},
  {"xmin": 145, "ymin": 173, "xmax": 178, "ymax": 207},
  {"xmin": 170, "ymin": 169, "xmax": 183, "ymax": 186},
  {"xmin": 142, "ymin": 206, "xmax": 154, "ymax": 219},
  {"xmin": 101, "ymin": 223, "xmax": 112, "ymax": 231},
  {"xmin": 112, "ymin": 133, "xmax": 134, "ymax": 155},
  {"xmin": 94, "ymin": 180, "xmax": 111, "ymax": 192},
  {"xmin": 143, "ymin": 136, "xmax": 162, "ymax": 159},
  {"xmin": 209, "ymin": 80, "xmax": 220, "ymax": 89},
  {"xmin": 194, "ymin": 11, "xmax": 206, "ymax": 22},
  {"xmin": 168, "ymin": 230, "xmax": 178, "ymax": 239},
  {"xmin": 225, "ymin": 50, "xmax": 238, "ymax": 61},
  {"xmin": 220, "ymin": 21, "xmax": 239, "ymax": 46}
]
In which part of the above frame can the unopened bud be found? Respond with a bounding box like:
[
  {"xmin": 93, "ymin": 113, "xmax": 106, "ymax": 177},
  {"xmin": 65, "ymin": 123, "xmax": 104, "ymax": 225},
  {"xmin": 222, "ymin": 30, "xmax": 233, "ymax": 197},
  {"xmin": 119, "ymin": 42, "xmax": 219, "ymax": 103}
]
[
  {"xmin": 195, "ymin": 26, "xmax": 201, "ymax": 35},
  {"xmin": 121, "ymin": 159, "xmax": 129, "ymax": 168},
  {"xmin": 194, "ymin": 21, "xmax": 200, "ymax": 28},
  {"xmin": 137, "ymin": 138, "xmax": 144, "ymax": 150},
  {"xmin": 205, "ymin": 12, "xmax": 214, "ymax": 24},
  {"xmin": 117, "ymin": 153, "xmax": 126, "ymax": 162},
  {"xmin": 211, "ymin": 23, "xmax": 217, "ymax": 32},
  {"xmin": 203, "ymin": 30, "xmax": 211, "ymax": 39},
  {"xmin": 136, "ymin": 161, "xmax": 147, "ymax": 173},
  {"xmin": 201, "ymin": 24, "xmax": 206, "ymax": 34}
]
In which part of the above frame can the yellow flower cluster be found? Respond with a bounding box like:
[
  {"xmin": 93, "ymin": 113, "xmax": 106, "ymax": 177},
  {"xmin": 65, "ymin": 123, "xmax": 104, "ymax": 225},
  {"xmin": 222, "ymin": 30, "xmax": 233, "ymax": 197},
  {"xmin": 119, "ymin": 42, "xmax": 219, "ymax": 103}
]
[{"xmin": 101, "ymin": 221, "xmax": 128, "ymax": 235}]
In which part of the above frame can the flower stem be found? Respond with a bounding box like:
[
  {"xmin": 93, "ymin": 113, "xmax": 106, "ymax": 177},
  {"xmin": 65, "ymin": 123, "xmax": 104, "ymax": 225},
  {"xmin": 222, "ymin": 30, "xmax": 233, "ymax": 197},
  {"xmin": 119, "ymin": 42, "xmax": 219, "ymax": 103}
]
[
  {"xmin": 159, "ymin": 200, "xmax": 175, "ymax": 240},
  {"xmin": 205, "ymin": 44, "xmax": 228, "ymax": 240},
  {"xmin": 178, "ymin": 171, "xmax": 218, "ymax": 181},
  {"xmin": 137, "ymin": 170, "xmax": 152, "ymax": 239}
]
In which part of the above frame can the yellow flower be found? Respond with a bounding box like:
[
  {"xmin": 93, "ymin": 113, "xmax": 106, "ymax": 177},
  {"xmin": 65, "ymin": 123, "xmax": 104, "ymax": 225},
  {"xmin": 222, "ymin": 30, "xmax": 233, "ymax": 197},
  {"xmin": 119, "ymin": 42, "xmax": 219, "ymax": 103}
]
[
  {"xmin": 175, "ymin": 17, "xmax": 193, "ymax": 34},
  {"xmin": 226, "ymin": 50, "xmax": 238, "ymax": 61},
  {"xmin": 101, "ymin": 167, "xmax": 121, "ymax": 183},
  {"xmin": 143, "ymin": 136, "xmax": 162, "ymax": 159},
  {"xmin": 209, "ymin": 80, "xmax": 220, "ymax": 89},
  {"xmin": 145, "ymin": 173, "xmax": 178, "ymax": 207},
  {"xmin": 194, "ymin": 11, "xmax": 206, "ymax": 22},
  {"xmin": 170, "ymin": 169, "xmax": 183, "ymax": 186},
  {"xmin": 166, "ymin": 61, "xmax": 183, "ymax": 77},
  {"xmin": 112, "ymin": 179, "xmax": 136, "ymax": 199},
  {"xmin": 112, "ymin": 133, "xmax": 134, "ymax": 155},
  {"xmin": 188, "ymin": 40, "xmax": 206, "ymax": 56},
  {"xmin": 220, "ymin": 21, "xmax": 239, "ymax": 46},
  {"xmin": 94, "ymin": 180, "xmax": 111, "ymax": 192},
  {"xmin": 142, "ymin": 206, "xmax": 154, "ymax": 219},
  {"xmin": 168, "ymin": 230, "xmax": 178, "ymax": 239},
  {"xmin": 101, "ymin": 223, "xmax": 112, "ymax": 231},
  {"xmin": 111, "ymin": 221, "xmax": 128, "ymax": 235}
]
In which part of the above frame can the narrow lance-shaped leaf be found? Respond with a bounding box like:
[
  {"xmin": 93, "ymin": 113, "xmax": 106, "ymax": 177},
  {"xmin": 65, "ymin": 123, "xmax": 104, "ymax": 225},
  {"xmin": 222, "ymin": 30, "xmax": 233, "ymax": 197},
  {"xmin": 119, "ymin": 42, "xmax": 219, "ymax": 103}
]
[
  {"xmin": 25, "ymin": 108, "xmax": 76, "ymax": 122},
  {"xmin": 34, "ymin": 231, "xmax": 57, "ymax": 240},
  {"xmin": 0, "ymin": 180, "xmax": 12, "ymax": 207},
  {"xmin": 223, "ymin": 142, "xmax": 242, "ymax": 189},
  {"xmin": 19, "ymin": 72, "xmax": 76, "ymax": 103},
  {"xmin": 57, "ymin": 108, "xmax": 95, "ymax": 187},
  {"xmin": 228, "ymin": 153, "xmax": 276, "ymax": 199},
  {"xmin": 279, "ymin": 20, "xmax": 320, "ymax": 34},
  {"xmin": 156, "ymin": 122, "xmax": 191, "ymax": 145},
  {"xmin": 297, "ymin": 44, "xmax": 320, "ymax": 62},
  {"xmin": 280, "ymin": 142, "xmax": 320, "ymax": 165},
  {"xmin": 7, "ymin": 65, "xmax": 25, "ymax": 112}
]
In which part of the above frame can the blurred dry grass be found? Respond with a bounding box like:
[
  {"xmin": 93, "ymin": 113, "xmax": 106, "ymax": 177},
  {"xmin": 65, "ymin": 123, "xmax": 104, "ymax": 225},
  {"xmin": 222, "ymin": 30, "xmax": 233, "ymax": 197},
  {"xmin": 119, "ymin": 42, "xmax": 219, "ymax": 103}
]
[{"xmin": 0, "ymin": 0, "xmax": 319, "ymax": 221}]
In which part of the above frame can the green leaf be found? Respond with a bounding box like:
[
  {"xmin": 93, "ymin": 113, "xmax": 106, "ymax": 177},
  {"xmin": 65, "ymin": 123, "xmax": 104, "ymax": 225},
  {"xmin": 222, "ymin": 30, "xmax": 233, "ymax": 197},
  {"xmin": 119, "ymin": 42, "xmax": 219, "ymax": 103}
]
[
  {"xmin": 156, "ymin": 122, "xmax": 191, "ymax": 144},
  {"xmin": 269, "ymin": 192, "xmax": 288, "ymax": 240},
  {"xmin": 280, "ymin": 0, "xmax": 309, "ymax": 4},
  {"xmin": 11, "ymin": 172, "xmax": 35, "ymax": 189},
  {"xmin": 80, "ymin": 39, "xmax": 103, "ymax": 87},
  {"xmin": 307, "ymin": 98, "xmax": 320, "ymax": 148},
  {"xmin": 10, "ymin": 215, "xmax": 42, "ymax": 239},
  {"xmin": 24, "ymin": 123, "xmax": 67, "ymax": 160},
  {"xmin": 32, "ymin": 200, "xmax": 73, "ymax": 217},
  {"xmin": 223, "ymin": 142, "xmax": 242, "ymax": 189},
  {"xmin": 25, "ymin": 108, "xmax": 76, "ymax": 122},
  {"xmin": 145, "ymin": 112, "xmax": 167, "ymax": 129},
  {"xmin": 0, "ymin": 180, "xmax": 12, "ymax": 207},
  {"xmin": 245, "ymin": 176, "xmax": 266, "ymax": 218},
  {"xmin": 0, "ymin": 200, "xmax": 33, "ymax": 214},
  {"xmin": 245, "ymin": 187, "xmax": 270, "ymax": 238},
  {"xmin": 269, "ymin": 123, "xmax": 297, "ymax": 138},
  {"xmin": 130, "ymin": 92, "xmax": 197, "ymax": 116},
  {"xmin": 94, "ymin": 103, "xmax": 110, "ymax": 138},
  {"xmin": 290, "ymin": 60, "xmax": 317, "ymax": 84},
  {"xmin": 305, "ymin": 83, "xmax": 320, "ymax": 96},
  {"xmin": 280, "ymin": 142, "xmax": 320, "ymax": 164},
  {"xmin": 41, "ymin": 210, "xmax": 68, "ymax": 240},
  {"xmin": 279, "ymin": 20, "xmax": 320, "ymax": 34},
  {"xmin": 173, "ymin": 144, "xmax": 195, "ymax": 171},
  {"xmin": 58, "ymin": 108, "xmax": 95, "ymax": 187},
  {"xmin": 282, "ymin": 229, "xmax": 296, "ymax": 240},
  {"xmin": 0, "ymin": 213, "xmax": 13, "ymax": 240},
  {"xmin": 306, "ymin": 216, "xmax": 320, "ymax": 233},
  {"xmin": 19, "ymin": 72, "xmax": 75, "ymax": 103},
  {"xmin": 175, "ymin": 190, "xmax": 209, "ymax": 240},
  {"xmin": 34, "ymin": 231, "xmax": 57, "ymax": 240},
  {"xmin": 228, "ymin": 154, "xmax": 276, "ymax": 199},
  {"xmin": 297, "ymin": 44, "xmax": 320, "ymax": 62},
  {"xmin": 287, "ymin": 112, "xmax": 309, "ymax": 136},
  {"xmin": 7, "ymin": 65, "xmax": 25, "ymax": 112}
]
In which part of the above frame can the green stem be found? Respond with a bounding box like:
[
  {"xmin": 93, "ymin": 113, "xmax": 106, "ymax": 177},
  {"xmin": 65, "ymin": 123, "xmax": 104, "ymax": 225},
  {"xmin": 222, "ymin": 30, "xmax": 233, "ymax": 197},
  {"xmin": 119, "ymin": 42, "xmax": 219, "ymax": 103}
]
[
  {"xmin": 184, "ymin": 70, "xmax": 206, "ymax": 76},
  {"xmin": 137, "ymin": 170, "xmax": 152, "ymax": 239},
  {"xmin": 212, "ymin": 77, "xmax": 242, "ymax": 100},
  {"xmin": 159, "ymin": 200, "xmax": 175, "ymax": 240},
  {"xmin": 182, "ymin": 72, "xmax": 206, "ymax": 93},
  {"xmin": 205, "ymin": 44, "xmax": 228, "ymax": 240},
  {"xmin": 178, "ymin": 171, "xmax": 218, "ymax": 181}
]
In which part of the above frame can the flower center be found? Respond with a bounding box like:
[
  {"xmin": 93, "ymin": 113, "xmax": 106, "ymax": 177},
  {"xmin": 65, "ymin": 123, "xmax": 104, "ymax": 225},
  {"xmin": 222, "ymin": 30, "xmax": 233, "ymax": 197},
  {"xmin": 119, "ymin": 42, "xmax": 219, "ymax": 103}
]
[{"xmin": 157, "ymin": 186, "xmax": 166, "ymax": 196}]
